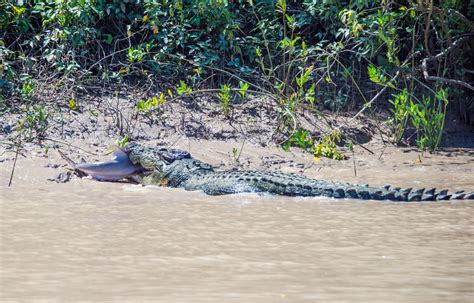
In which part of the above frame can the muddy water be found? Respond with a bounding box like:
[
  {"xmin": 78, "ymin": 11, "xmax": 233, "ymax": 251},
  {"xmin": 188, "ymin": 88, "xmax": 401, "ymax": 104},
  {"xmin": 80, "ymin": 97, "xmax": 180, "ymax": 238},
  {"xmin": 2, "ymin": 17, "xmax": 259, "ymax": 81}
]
[{"xmin": 1, "ymin": 181, "xmax": 473, "ymax": 303}]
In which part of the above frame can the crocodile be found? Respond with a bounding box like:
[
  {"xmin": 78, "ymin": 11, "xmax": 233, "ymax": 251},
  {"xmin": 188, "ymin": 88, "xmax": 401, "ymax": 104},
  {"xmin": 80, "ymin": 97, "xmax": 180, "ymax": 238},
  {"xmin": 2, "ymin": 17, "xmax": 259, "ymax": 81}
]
[{"xmin": 72, "ymin": 142, "xmax": 474, "ymax": 201}]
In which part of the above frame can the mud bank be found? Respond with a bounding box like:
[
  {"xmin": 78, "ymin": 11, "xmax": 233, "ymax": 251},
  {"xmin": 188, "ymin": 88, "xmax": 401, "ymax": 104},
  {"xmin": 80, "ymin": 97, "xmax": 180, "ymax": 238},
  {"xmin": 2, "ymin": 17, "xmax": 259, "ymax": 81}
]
[{"xmin": 1, "ymin": 137, "xmax": 473, "ymax": 195}]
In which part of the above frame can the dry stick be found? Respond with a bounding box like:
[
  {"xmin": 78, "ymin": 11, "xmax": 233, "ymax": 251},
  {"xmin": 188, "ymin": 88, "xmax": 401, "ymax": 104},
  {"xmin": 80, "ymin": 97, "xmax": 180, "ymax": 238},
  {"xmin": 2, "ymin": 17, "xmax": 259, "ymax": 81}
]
[
  {"xmin": 236, "ymin": 138, "xmax": 246, "ymax": 163},
  {"xmin": 421, "ymin": 36, "xmax": 474, "ymax": 91},
  {"xmin": 352, "ymin": 149, "xmax": 357, "ymax": 177},
  {"xmin": 8, "ymin": 145, "xmax": 19, "ymax": 187},
  {"xmin": 326, "ymin": 67, "xmax": 404, "ymax": 158},
  {"xmin": 424, "ymin": 0, "xmax": 434, "ymax": 57},
  {"xmin": 167, "ymin": 54, "xmax": 276, "ymax": 97},
  {"xmin": 329, "ymin": 49, "xmax": 422, "ymax": 144},
  {"xmin": 44, "ymin": 138, "xmax": 102, "ymax": 156},
  {"xmin": 354, "ymin": 142, "xmax": 375, "ymax": 155},
  {"xmin": 340, "ymin": 52, "xmax": 419, "ymax": 128},
  {"xmin": 57, "ymin": 149, "xmax": 78, "ymax": 168},
  {"xmin": 378, "ymin": 145, "xmax": 387, "ymax": 161},
  {"xmin": 427, "ymin": 6, "xmax": 474, "ymax": 32},
  {"xmin": 346, "ymin": 75, "xmax": 397, "ymax": 126},
  {"xmin": 168, "ymin": 88, "xmax": 279, "ymax": 106}
]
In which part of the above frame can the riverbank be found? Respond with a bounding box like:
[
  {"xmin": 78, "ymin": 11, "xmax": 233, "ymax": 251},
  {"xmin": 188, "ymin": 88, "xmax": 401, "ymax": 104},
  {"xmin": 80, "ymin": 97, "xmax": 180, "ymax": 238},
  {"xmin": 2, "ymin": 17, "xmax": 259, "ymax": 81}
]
[
  {"xmin": 1, "ymin": 90, "xmax": 474, "ymax": 193},
  {"xmin": 1, "ymin": 133, "xmax": 473, "ymax": 195},
  {"xmin": 2, "ymin": 94, "xmax": 474, "ymax": 303}
]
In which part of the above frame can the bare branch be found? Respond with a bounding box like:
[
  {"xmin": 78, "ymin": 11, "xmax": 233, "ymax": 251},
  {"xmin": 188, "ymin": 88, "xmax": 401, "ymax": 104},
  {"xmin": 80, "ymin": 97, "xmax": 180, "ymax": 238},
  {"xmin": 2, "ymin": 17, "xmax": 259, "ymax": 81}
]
[{"xmin": 421, "ymin": 36, "xmax": 474, "ymax": 91}]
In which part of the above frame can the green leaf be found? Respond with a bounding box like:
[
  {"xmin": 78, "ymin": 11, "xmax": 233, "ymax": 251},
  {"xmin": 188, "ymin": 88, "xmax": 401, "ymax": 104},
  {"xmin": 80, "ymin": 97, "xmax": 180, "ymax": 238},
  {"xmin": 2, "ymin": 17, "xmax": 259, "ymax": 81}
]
[
  {"xmin": 68, "ymin": 99, "xmax": 77, "ymax": 111},
  {"xmin": 117, "ymin": 135, "xmax": 129, "ymax": 149},
  {"xmin": 238, "ymin": 81, "xmax": 249, "ymax": 98},
  {"xmin": 104, "ymin": 34, "xmax": 113, "ymax": 44},
  {"xmin": 296, "ymin": 66, "xmax": 313, "ymax": 89},
  {"xmin": 176, "ymin": 80, "xmax": 192, "ymax": 95},
  {"xmin": 367, "ymin": 65, "xmax": 380, "ymax": 84},
  {"xmin": 136, "ymin": 100, "xmax": 146, "ymax": 111},
  {"xmin": 276, "ymin": 0, "xmax": 286, "ymax": 14},
  {"xmin": 12, "ymin": 6, "xmax": 26, "ymax": 16}
]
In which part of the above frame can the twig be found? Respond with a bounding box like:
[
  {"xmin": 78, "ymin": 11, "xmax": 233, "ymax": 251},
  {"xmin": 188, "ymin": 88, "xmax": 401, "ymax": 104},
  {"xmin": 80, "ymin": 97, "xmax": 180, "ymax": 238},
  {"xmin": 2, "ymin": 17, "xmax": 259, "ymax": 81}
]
[
  {"xmin": 356, "ymin": 143, "xmax": 375, "ymax": 155},
  {"xmin": 167, "ymin": 54, "xmax": 289, "ymax": 99},
  {"xmin": 378, "ymin": 145, "xmax": 387, "ymax": 160},
  {"xmin": 44, "ymin": 138, "xmax": 102, "ymax": 156},
  {"xmin": 339, "ymin": 51, "xmax": 423, "ymax": 128},
  {"xmin": 352, "ymin": 149, "xmax": 357, "ymax": 177},
  {"xmin": 421, "ymin": 36, "xmax": 474, "ymax": 91},
  {"xmin": 346, "ymin": 73, "xmax": 398, "ymax": 125},
  {"xmin": 236, "ymin": 138, "xmax": 246, "ymax": 162},
  {"xmin": 424, "ymin": 0, "xmax": 434, "ymax": 57},
  {"xmin": 8, "ymin": 145, "xmax": 19, "ymax": 187},
  {"xmin": 57, "ymin": 149, "xmax": 78, "ymax": 168},
  {"xmin": 168, "ymin": 88, "xmax": 279, "ymax": 104},
  {"xmin": 273, "ymin": 108, "xmax": 298, "ymax": 146}
]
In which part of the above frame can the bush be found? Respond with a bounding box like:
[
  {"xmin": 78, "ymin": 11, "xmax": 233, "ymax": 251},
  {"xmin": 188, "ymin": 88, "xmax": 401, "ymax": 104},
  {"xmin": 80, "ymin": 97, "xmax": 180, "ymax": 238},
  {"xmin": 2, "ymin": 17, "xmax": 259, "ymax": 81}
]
[{"xmin": 1, "ymin": 0, "xmax": 473, "ymax": 150}]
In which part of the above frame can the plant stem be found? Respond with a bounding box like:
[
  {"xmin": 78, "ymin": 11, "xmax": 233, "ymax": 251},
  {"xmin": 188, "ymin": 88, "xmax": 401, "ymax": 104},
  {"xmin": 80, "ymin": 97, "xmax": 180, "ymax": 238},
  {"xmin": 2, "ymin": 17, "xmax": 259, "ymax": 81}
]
[{"xmin": 8, "ymin": 145, "xmax": 19, "ymax": 187}]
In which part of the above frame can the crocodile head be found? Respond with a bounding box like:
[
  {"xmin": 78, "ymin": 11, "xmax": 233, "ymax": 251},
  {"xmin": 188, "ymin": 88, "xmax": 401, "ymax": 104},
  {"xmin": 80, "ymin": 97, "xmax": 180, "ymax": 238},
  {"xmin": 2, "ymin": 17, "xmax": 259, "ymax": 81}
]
[
  {"xmin": 123, "ymin": 142, "xmax": 215, "ymax": 186},
  {"xmin": 124, "ymin": 142, "xmax": 191, "ymax": 171},
  {"xmin": 74, "ymin": 143, "xmax": 191, "ymax": 182}
]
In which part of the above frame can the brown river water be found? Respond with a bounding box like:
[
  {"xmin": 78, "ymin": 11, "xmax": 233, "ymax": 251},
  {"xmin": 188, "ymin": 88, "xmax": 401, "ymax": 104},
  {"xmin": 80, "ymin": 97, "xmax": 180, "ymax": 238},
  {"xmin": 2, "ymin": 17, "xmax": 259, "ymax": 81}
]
[
  {"xmin": 1, "ymin": 180, "xmax": 473, "ymax": 302},
  {"xmin": 1, "ymin": 142, "xmax": 474, "ymax": 302}
]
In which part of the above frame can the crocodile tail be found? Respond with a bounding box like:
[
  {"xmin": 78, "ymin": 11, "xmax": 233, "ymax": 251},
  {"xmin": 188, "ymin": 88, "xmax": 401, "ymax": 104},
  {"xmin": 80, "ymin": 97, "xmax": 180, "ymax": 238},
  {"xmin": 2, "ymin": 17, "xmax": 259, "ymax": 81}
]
[
  {"xmin": 235, "ymin": 171, "xmax": 474, "ymax": 201},
  {"xmin": 329, "ymin": 185, "xmax": 474, "ymax": 201}
]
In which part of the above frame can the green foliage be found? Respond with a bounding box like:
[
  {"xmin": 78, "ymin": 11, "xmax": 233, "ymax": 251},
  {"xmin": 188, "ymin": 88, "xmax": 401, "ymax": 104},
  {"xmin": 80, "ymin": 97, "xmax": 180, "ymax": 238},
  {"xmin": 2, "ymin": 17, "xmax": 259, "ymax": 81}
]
[
  {"xmin": 17, "ymin": 105, "xmax": 51, "ymax": 140},
  {"xmin": 176, "ymin": 81, "xmax": 192, "ymax": 96},
  {"xmin": 367, "ymin": 65, "xmax": 394, "ymax": 88},
  {"xmin": 388, "ymin": 88, "xmax": 448, "ymax": 151},
  {"xmin": 20, "ymin": 77, "xmax": 35, "ymax": 101},
  {"xmin": 238, "ymin": 81, "xmax": 249, "ymax": 99},
  {"xmin": 136, "ymin": 94, "xmax": 166, "ymax": 113},
  {"xmin": 282, "ymin": 129, "xmax": 344, "ymax": 161},
  {"xmin": 282, "ymin": 128, "xmax": 313, "ymax": 152},
  {"xmin": 1, "ymin": 0, "xmax": 472, "ymax": 150},
  {"xmin": 68, "ymin": 99, "xmax": 78, "ymax": 111},
  {"xmin": 128, "ymin": 47, "xmax": 145, "ymax": 63},
  {"xmin": 218, "ymin": 84, "xmax": 231, "ymax": 116},
  {"xmin": 296, "ymin": 66, "xmax": 313, "ymax": 89},
  {"xmin": 313, "ymin": 132, "xmax": 344, "ymax": 161},
  {"xmin": 117, "ymin": 134, "xmax": 129, "ymax": 149},
  {"xmin": 388, "ymin": 89, "xmax": 410, "ymax": 144},
  {"xmin": 410, "ymin": 90, "xmax": 448, "ymax": 151},
  {"xmin": 231, "ymin": 147, "xmax": 239, "ymax": 161}
]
